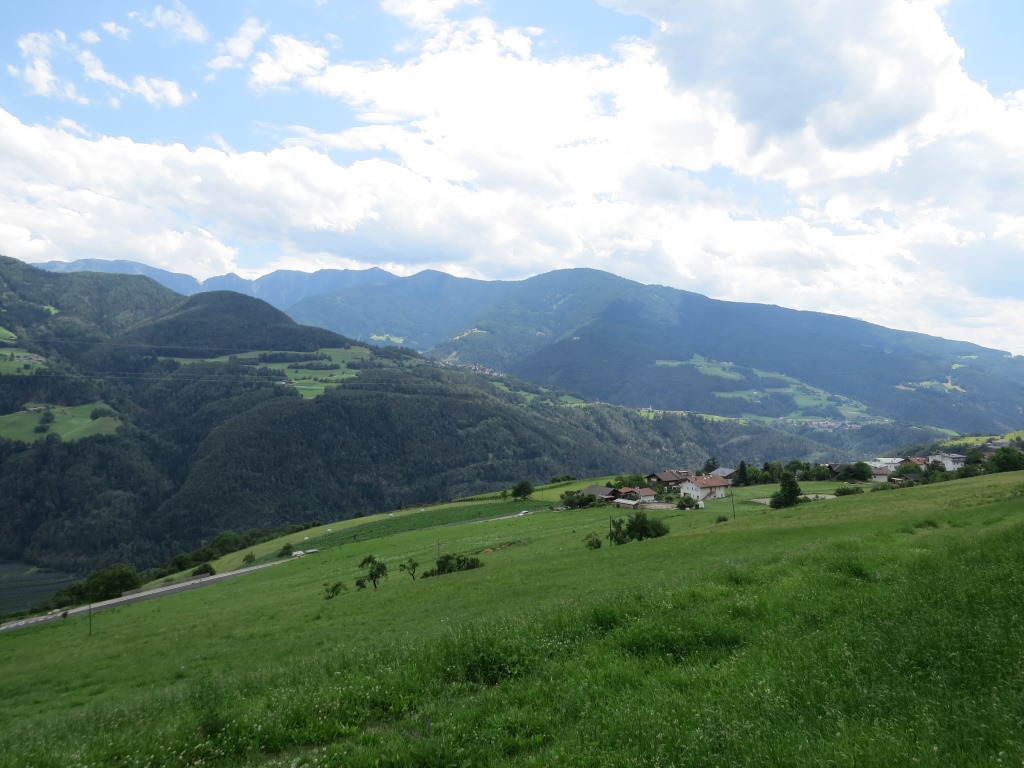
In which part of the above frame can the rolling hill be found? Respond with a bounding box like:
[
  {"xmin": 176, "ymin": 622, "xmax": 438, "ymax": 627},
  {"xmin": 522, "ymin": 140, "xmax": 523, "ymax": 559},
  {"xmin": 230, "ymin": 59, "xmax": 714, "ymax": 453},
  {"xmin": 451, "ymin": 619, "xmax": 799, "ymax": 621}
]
[
  {"xmin": 3, "ymin": 472, "xmax": 1024, "ymax": 765},
  {"xmin": 1, "ymin": 256, "xmax": 830, "ymax": 573},
  {"xmin": 37, "ymin": 258, "xmax": 1024, "ymax": 440}
]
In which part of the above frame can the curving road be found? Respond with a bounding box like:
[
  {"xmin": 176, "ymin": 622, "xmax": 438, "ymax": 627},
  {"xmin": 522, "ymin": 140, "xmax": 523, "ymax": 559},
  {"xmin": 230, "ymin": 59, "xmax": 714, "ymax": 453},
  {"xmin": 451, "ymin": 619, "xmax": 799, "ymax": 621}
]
[{"xmin": 0, "ymin": 559, "xmax": 291, "ymax": 633}]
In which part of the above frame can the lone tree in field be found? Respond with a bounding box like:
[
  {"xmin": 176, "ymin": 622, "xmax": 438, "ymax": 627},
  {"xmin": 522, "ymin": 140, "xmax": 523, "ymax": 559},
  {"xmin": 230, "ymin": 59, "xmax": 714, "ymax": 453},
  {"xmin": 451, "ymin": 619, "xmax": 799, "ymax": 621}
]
[
  {"xmin": 511, "ymin": 480, "xmax": 534, "ymax": 501},
  {"xmin": 769, "ymin": 473, "xmax": 803, "ymax": 509},
  {"xmin": 399, "ymin": 557, "xmax": 419, "ymax": 581},
  {"xmin": 359, "ymin": 554, "xmax": 388, "ymax": 589}
]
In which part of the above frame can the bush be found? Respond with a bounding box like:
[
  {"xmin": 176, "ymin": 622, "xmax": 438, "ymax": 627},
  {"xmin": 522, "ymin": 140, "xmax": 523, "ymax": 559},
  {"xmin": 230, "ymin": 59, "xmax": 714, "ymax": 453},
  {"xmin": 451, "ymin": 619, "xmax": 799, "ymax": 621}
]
[
  {"xmin": 608, "ymin": 511, "xmax": 669, "ymax": 545},
  {"xmin": 322, "ymin": 581, "xmax": 345, "ymax": 600},
  {"xmin": 715, "ymin": 515, "xmax": 729, "ymax": 524},
  {"xmin": 277, "ymin": 543, "xmax": 294, "ymax": 558},
  {"xmin": 421, "ymin": 553, "xmax": 483, "ymax": 578},
  {"xmin": 242, "ymin": 552, "xmax": 256, "ymax": 565},
  {"xmin": 626, "ymin": 511, "xmax": 669, "ymax": 541},
  {"xmin": 834, "ymin": 485, "xmax": 864, "ymax": 496},
  {"xmin": 192, "ymin": 562, "xmax": 216, "ymax": 577},
  {"xmin": 677, "ymin": 496, "xmax": 700, "ymax": 510},
  {"xmin": 583, "ymin": 532, "xmax": 602, "ymax": 549}
]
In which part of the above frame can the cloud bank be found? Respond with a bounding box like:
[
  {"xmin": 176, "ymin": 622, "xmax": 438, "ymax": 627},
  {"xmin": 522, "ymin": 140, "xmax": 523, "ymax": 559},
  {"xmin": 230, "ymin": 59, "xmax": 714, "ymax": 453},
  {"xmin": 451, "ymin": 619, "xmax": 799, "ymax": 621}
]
[{"xmin": 2, "ymin": 0, "xmax": 1023, "ymax": 354}]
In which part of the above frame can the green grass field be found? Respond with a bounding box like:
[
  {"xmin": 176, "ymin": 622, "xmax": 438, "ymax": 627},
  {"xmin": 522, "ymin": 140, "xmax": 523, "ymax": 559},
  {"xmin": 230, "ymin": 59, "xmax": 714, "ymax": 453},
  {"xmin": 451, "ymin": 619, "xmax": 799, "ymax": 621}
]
[
  {"xmin": 3, "ymin": 473, "xmax": 1024, "ymax": 766},
  {"xmin": 167, "ymin": 347, "xmax": 371, "ymax": 398},
  {"xmin": 0, "ymin": 325, "xmax": 16, "ymax": 343},
  {"xmin": 0, "ymin": 348, "xmax": 46, "ymax": 375},
  {"xmin": 0, "ymin": 402, "xmax": 120, "ymax": 443}
]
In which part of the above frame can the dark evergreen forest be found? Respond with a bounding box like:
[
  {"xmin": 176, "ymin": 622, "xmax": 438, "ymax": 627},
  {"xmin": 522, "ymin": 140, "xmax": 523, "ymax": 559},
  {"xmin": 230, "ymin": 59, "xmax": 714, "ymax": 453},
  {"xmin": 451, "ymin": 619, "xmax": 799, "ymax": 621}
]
[{"xmin": 1, "ymin": 256, "xmax": 827, "ymax": 574}]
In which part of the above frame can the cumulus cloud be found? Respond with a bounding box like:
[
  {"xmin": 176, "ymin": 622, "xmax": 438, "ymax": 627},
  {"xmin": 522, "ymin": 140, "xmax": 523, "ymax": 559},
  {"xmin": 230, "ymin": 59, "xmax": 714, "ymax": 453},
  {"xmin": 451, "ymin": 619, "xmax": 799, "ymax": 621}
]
[
  {"xmin": 129, "ymin": 1, "xmax": 206, "ymax": 43},
  {"xmin": 207, "ymin": 18, "xmax": 268, "ymax": 73},
  {"xmin": 78, "ymin": 50, "xmax": 191, "ymax": 106},
  {"xmin": 250, "ymin": 36, "xmax": 329, "ymax": 89},
  {"xmin": 4, "ymin": 1, "xmax": 1024, "ymax": 354},
  {"xmin": 10, "ymin": 31, "xmax": 88, "ymax": 104},
  {"xmin": 101, "ymin": 22, "xmax": 131, "ymax": 39},
  {"xmin": 380, "ymin": 0, "xmax": 481, "ymax": 31}
]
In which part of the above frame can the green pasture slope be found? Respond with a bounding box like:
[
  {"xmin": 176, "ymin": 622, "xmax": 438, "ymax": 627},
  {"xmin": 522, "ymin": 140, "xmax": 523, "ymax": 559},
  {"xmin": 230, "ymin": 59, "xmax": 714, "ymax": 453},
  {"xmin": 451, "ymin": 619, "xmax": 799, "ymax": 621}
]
[
  {"xmin": 169, "ymin": 347, "xmax": 372, "ymax": 398},
  {"xmin": 3, "ymin": 474, "xmax": 1024, "ymax": 767},
  {"xmin": 0, "ymin": 402, "xmax": 120, "ymax": 443}
]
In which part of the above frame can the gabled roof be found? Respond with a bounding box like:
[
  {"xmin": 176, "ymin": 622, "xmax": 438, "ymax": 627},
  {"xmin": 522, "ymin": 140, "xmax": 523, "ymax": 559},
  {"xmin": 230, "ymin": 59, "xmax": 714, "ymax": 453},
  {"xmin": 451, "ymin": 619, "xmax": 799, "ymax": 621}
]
[
  {"xmin": 580, "ymin": 484, "xmax": 617, "ymax": 499},
  {"xmin": 647, "ymin": 469, "xmax": 691, "ymax": 484},
  {"xmin": 686, "ymin": 474, "xmax": 731, "ymax": 488},
  {"xmin": 711, "ymin": 467, "xmax": 736, "ymax": 478}
]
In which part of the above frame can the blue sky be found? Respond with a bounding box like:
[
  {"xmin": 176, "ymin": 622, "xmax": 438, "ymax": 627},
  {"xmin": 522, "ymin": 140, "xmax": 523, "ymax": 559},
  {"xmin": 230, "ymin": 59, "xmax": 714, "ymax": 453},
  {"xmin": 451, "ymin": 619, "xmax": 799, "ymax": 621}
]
[{"xmin": 2, "ymin": 0, "xmax": 1023, "ymax": 355}]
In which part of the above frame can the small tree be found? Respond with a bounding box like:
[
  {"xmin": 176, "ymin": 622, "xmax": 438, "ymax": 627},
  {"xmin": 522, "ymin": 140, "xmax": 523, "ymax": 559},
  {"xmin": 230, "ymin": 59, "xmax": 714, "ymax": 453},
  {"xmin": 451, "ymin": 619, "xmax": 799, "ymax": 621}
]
[
  {"xmin": 511, "ymin": 480, "xmax": 534, "ymax": 501},
  {"xmin": 561, "ymin": 490, "xmax": 597, "ymax": 509},
  {"xmin": 191, "ymin": 562, "xmax": 216, "ymax": 577},
  {"xmin": 359, "ymin": 554, "xmax": 388, "ymax": 589},
  {"xmin": 612, "ymin": 473, "xmax": 647, "ymax": 488},
  {"xmin": 323, "ymin": 581, "xmax": 345, "ymax": 600},
  {"xmin": 838, "ymin": 461, "xmax": 872, "ymax": 482},
  {"xmin": 625, "ymin": 511, "xmax": 669, "ymax": 541},
  {"xmin": 988, "ymin": 447, "xmax": 1024, "ymax": 473},
  {"xmin": 734, "ymin": 460, "xmax": 750, "ymax": 486},
  {"xmin": 583, "ymin": 532, "xmax": 602, "ymax": 550},
  {"xmin": 242, "ymin": 551, "xmax": 256, "ymax": 566},
  {"xmin": 769, "ymin": 473, "xmax": 803, "ymax": 509},
  {"xmin": 399, "ymin": 557, "xmax": 419, "ymax": 581}
]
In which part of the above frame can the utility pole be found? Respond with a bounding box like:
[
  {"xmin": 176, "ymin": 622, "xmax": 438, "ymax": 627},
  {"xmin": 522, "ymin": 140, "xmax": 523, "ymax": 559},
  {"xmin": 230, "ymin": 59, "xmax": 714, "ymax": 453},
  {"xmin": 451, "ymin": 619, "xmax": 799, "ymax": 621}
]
[{"xmin": 730, "ymin": 487, "xmax": 736, "ymax": 521}]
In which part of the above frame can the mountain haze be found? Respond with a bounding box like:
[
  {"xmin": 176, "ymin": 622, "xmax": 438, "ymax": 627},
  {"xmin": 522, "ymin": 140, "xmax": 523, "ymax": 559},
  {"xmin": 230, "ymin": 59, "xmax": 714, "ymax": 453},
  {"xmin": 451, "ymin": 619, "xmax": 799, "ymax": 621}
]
[{"xmin": 37, "ymin": 258, "xmax": 1024, "ymax": 438}]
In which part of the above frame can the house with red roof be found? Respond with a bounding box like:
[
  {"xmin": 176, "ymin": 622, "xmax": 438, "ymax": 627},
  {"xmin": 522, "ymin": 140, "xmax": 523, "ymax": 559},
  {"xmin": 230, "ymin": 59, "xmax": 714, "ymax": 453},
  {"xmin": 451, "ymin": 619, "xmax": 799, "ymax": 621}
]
[{"xmin": 679, "ymin": 474, "xmax": 731, "ymax": 502}]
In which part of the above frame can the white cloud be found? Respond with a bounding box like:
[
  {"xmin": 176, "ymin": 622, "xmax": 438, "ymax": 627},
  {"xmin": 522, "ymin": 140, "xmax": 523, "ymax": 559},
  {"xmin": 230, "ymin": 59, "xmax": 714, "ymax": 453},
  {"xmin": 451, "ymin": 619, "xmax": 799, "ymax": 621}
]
[
  {"xmin": 11, "ymin": 31, "xmax": 89, "ymax": 104},
  {"xmin": 380, "ymin": 0, "xmax": 481, "ymax": 31},
  {"xmin": 101, "ymin": 22, "xmax": 131, "ymax": 39},
  {"xmin": 129, "ymin": 1, "xmax": 206, "ymax": 43},
  {"xmin": 250, "ymin": 36, "xmax": 329, "ymax": 89},
  {"xmin": 207, "ymin": 18, "xmax": 268, "ymax": 73},
  {"xmin": 3, "ymin": 1, "xmax": 1024, "ymax": 355},
  {"xmin": 79, "ymin": 30, "xmax": 100, "ymax": 45},
  {"xmin": 78, "ymin": 50, "xmax": 191, "ymax": 106}
]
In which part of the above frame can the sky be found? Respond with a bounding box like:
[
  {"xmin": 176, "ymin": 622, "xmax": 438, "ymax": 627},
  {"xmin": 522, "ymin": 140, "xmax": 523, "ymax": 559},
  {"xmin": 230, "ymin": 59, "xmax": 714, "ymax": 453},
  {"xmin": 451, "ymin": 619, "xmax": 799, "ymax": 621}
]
[{"xmin": 2, "ymin": 0, "xmax": 1024, "ymax": 354}]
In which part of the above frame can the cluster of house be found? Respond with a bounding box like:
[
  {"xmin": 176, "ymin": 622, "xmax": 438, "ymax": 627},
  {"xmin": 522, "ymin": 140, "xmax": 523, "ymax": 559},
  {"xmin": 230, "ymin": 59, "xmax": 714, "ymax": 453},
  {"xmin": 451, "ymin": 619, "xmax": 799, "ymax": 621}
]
[
  {"xmin": 573, "ymin": 446, "xmax": 1015, "ymax": 510},
  {"xmin": 860, "ymin": 453, "xmax": 966, "ymax": 483},
  {"xmin": 577, "ymin": 468, "xmax": 734, "ymax": 510}
]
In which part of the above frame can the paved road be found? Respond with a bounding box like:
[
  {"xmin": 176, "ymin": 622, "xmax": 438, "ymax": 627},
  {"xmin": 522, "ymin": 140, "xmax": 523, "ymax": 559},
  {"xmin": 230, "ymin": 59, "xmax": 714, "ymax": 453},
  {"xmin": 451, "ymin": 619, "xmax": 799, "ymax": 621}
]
[{"xmin": 0, "ymin": 559, "xmax": 290, "ymax": 633}]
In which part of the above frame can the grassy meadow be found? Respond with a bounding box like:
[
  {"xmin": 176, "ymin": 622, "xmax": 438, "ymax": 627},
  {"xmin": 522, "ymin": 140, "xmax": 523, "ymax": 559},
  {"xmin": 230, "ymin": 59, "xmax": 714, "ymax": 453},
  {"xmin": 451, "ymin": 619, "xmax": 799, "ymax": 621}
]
[
  {"xmin": 3, "ymin": 474, "xmax": 1024, "ymax": 766},
  {"xmin": 168, "ymin": 348, "xmax": 372, "ymax": 398},
  {"xmin": 0, "ymin": 402, "xmax": 120, "ymax": 444}
]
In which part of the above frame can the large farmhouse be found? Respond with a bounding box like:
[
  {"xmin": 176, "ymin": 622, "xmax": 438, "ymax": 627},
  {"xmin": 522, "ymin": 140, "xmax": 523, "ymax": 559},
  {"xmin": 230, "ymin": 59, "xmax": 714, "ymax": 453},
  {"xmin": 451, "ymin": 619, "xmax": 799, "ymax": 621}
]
[{"xmin": 679, "ymin": 474, "xmax": 732, "ymax": 502}]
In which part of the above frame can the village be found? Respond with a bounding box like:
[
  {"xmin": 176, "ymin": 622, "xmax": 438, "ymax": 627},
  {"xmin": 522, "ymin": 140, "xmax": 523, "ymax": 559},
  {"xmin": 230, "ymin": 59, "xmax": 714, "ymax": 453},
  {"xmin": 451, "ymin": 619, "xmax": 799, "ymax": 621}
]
[{"xmin": 568, "ymin": 441, "xmax": 1024, "ymax": 511}]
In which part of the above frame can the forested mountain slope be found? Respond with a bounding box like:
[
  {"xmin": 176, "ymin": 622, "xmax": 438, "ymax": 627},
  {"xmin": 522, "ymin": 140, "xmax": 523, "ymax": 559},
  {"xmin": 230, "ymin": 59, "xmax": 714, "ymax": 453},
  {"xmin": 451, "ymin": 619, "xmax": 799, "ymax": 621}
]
[
  {"xmin": 38, "ymin": 258, "xmax": 1023, "ymax": 437},
  {"xmin": 2, "ymin": 257, "xmax": 829, "ymax": 573},
  {"xmin": 295, "ymin": 268, "xmax": 1024, "ymax": 436}
]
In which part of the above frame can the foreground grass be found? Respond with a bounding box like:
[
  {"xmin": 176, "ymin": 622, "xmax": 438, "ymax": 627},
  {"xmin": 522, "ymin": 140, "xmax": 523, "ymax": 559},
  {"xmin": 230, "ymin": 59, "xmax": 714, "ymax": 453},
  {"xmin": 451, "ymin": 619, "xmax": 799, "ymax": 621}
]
[{"xmin": 2, "ymin": 473, "xmax": 1023, "ymax": 767}]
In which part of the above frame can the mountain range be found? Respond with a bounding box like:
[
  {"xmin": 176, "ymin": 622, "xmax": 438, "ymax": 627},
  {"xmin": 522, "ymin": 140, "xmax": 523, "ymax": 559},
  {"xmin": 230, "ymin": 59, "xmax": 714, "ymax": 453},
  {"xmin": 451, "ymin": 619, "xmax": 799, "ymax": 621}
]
[
  {"xmin": 3, "ymin": 255, "xmax": 832, "ymax": 574},
  {"xmin": 38, "ymin": 257, "xmax": 1024, "ymax": 437}
]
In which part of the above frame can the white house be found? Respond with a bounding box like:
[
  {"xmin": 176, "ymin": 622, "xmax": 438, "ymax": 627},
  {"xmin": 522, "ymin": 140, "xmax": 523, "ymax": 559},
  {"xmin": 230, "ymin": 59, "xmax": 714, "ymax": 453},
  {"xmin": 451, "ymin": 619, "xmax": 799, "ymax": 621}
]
[
  {"xmin": 679, "ymin": 474, "xmax": 731, "ymax": 502},
  {"xmin": 928, "ymin": 453, "xmax": 967, "ymax": 472}
]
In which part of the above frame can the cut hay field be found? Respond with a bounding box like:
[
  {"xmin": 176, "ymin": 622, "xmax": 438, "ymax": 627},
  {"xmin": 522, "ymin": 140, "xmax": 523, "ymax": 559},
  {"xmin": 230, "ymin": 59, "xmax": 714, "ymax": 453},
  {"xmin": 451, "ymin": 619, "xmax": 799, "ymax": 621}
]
[{"xmin": 2, "ymin": 473, "xmax": 1023, "ymax": 767}]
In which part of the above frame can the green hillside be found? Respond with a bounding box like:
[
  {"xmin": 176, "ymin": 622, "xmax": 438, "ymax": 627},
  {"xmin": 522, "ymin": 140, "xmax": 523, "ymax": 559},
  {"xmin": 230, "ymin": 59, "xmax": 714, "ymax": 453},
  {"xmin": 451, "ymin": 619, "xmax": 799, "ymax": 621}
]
[
  {"xmin": 34, "ymin": 258, "xmax": 1024, "ymax": 445},
  {"xmin": 2, "ymin": 472, "xmax": 1023, "ymax": 766},
  {"xmin": 1, "ymin": 258, "xmax": 837, "ymax": 574}
]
